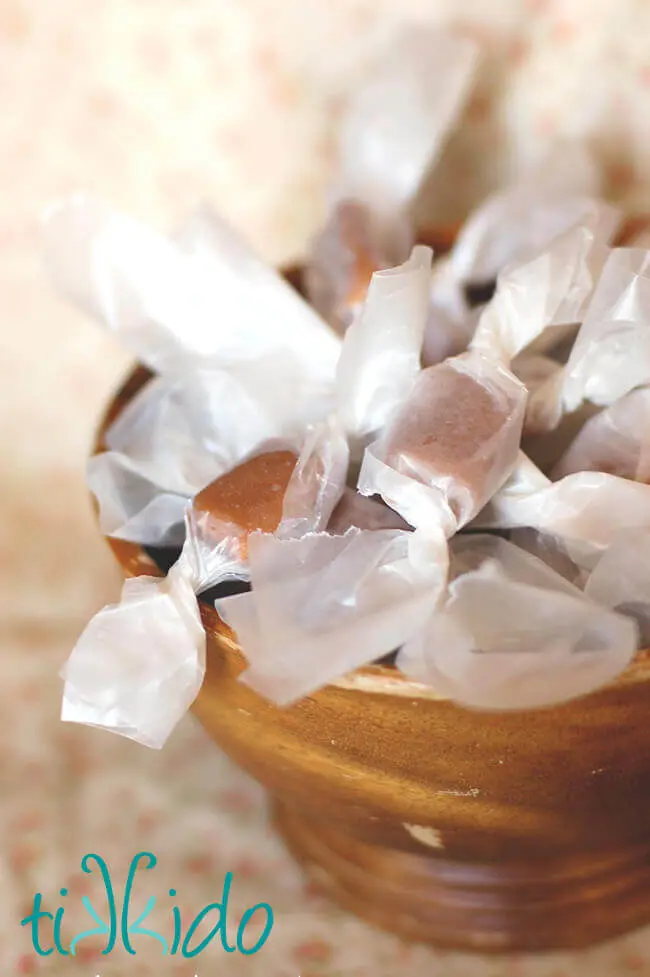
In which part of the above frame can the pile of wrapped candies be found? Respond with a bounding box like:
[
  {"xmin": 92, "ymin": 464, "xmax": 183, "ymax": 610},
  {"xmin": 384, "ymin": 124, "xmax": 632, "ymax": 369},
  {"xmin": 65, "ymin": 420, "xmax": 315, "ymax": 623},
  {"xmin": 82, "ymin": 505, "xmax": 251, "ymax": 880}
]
[{"xmin": 47, "ymin": 28, "xmax": 650, "ymax": 749}]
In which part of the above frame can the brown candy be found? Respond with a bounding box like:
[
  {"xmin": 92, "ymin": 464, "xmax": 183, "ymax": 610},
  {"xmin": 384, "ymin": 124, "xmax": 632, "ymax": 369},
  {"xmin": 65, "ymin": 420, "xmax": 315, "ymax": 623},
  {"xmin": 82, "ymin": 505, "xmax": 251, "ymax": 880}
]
[
  {"xmin": 382, "ymin": 360, "xmax": 525, "ymax": 524},
  {"xmin": 307, "ymin": 200, "xmax": 409, "ymax": 335},
  {"xmin": 327, "ymin": 487, "xmax": 410, "ymax": 534},
  {"xmin": 193, "ymin": 450, "xmax": 298, "ymax": 551}
]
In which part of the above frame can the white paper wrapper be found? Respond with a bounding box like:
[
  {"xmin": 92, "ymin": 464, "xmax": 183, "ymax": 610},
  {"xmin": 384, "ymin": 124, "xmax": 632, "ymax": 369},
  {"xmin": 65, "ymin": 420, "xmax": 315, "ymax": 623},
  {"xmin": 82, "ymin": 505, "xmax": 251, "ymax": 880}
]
[
  {"xmin": 358, "ymin": 354, "xmax": 526, "ymax": 533},
  {"xmin": 61, "ymin": 509, "xmax": 246, "ymax": 748},
  {"xmin": 553, "ymin": 386, "xmax": 650, "ymax": 482},
  {"xmin": 422, "ymin": 256, "xmax": 483, "ymax": 366},
  {"xmin": 91, "ymin": 355, "xmax": 333, "ymax": 545},
  {"xmin": 585, "ymin": 530, "xmax": 650, "ymax": 646},
  {"xmin": 475, "ymin": 452, "xmax": 650, "ymax": 569},
  {"xmin": 87, "ymin": 451, "xmax": 188, "ymax": 547},
  {"xmin": 305, "ymin": 200, "xmax": 413, "ymax": 335},
  {"xmin": 306, "ymin": 28, "xmax": 477, "ymax": 333},
  {"xmin": 470, "ymin": 218, "xmax": 615, "ymax": 366},
  {"xmin": 562, "ymin": 248, "xmax": 650, "ymax": 411},
  {"xmin": 217, "ymin": 526, "xmax": 448, "ymax": 706},
  {"xmin": 278, "ymin": 415, "xmax": 349, "ymax": 539},
  {"xmin": 446, "ymin": 145, "xmax": 614, "ymax": 285},
  {"xmin": 335, "ymin": 246, "xmax": 432, "ymax": 444},
  {"xmin": 334, "ymin": 28, "xmax": 479, "ymax": 218},
  {"xmin": 43, "ymin": 195, "xmax": 341, "ymax": 382},
  {"xmin": 509, "ymin": 527, "xmax": 587, "ymax": 588},
  {"xmin": 426, "ymin": 149, "xmax": 619, "ymax": 356},
  {"xmin": 397, "ymin": 534, "xmax": 637, "ymax": 710},
  {"xmin": 512, "ymin": 353, "xmax": 565, "ymax": 436},
  {"xmin": 327, "ymin": 487, "xmax": 410, "ymax": 534}
]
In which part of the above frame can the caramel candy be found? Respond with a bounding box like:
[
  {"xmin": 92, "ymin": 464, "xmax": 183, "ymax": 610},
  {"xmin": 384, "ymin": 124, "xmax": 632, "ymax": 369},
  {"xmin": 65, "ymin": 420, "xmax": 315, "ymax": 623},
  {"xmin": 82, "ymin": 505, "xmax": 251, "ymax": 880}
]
[
  {"xmin": 327, "ymin": 487, "xmax": 409, "ymax": 535},
  {"xmin": 193, "ymin": 450, "xmax": 298, "ymax": 546},
  {"xmin": 381, "ymin": 358, "xmax": 526, "ymax": 525},
  {"xmin": 306, "ymin": 200, "xmax": 409, "ymax": 335}
]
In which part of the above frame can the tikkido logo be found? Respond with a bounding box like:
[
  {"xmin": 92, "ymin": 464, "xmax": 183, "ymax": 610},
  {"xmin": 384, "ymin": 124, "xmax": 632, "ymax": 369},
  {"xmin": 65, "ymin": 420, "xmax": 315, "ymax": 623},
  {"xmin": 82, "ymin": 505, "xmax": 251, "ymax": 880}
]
[{"xmin": 21, "ymin": 852, "xmax": 274, "ymax": 961}]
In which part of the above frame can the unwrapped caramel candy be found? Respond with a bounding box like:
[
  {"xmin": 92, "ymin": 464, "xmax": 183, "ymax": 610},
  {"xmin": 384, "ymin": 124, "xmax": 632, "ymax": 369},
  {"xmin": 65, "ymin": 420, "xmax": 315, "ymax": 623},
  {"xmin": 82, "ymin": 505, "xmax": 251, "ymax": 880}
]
[{"xmin": 193, "ymin": 450, "xmax": 298, "ymax": 551}]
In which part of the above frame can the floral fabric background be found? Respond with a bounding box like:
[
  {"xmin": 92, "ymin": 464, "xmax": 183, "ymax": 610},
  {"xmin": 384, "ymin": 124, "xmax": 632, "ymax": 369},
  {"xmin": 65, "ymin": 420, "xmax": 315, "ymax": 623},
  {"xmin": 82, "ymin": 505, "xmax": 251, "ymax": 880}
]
[{"xmin": 4, "ymin": 0, "xmax": 650, "ymax": 973}]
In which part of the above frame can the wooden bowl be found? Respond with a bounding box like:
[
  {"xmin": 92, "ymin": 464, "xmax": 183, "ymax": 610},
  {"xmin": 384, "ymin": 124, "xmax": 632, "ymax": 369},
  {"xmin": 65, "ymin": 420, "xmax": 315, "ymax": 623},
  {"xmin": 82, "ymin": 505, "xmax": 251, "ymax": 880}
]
[{"xmin": 94, "ymin": 223, "xmax": 650, "ymax": 953}]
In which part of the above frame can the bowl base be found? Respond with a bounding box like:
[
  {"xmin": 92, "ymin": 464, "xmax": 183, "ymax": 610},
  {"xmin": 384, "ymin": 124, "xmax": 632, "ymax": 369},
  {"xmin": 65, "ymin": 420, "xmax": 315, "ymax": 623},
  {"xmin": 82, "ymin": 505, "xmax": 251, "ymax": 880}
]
[{"xmin": 274, "ymin": 800, "xmax": 650, "ymax": 952}]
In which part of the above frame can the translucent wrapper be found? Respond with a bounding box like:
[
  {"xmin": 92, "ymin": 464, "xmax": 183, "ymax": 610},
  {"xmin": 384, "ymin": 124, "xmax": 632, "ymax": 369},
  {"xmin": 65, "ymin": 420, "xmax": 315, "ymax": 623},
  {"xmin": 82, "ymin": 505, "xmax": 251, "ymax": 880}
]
[
  {"xmin": 426, "ymin": 149, "xmax": 619, "ymax": 358},
  {"xmin": 445, "ymin": 146, "xmax": 614, "ymax": 286},
  {"xmin": 63, "ymin": 412, "xmax": 350, "ymax": 746},
  {"xmin": 422, "ymin": 257, "xmax": 483, "ymax": 366},
  {"xmin": 476, "ymin": 453, "xmax": 650, "ymax": 569},
  {"xmin": 397, "ymin": 535, "xmax": 637, "ymax": 710},
  {"xmin": 306, "ymin": 28, "xmax": 478, "ymax": 332},
  {"xmin": 217, "ymin": 526, "xmax": 447, "ymax": 706},
  {"xmin": 512, "ymin": 353, "xmax": 564, "ymax": 436},
  {"xmin": 91, "ymin": 354, "xmax": 333, "ymax": 545},
  {"xmin": 359, "ymin": 354, "xmax": 526, "ymax": 534},
  {"xmin": 305, "ymin": 200, "xmax": 413, "ymax": 335},
  {"xmin": 327, "ymin": 487, "xmax": 410, "ymax": 534},
  {"xmin": 278, "ymin": 415, "xmax": 350, "ymax": 539},
  {"xmin": 586, "ymin": 530, "xmax": 650, "ymax": 645},
  {"xmin": 44, "ymin": 195, "xmax": 341, "ymax": 383},
  {"xmin": 336, "ymin": 246, "xmax": 432, "ymax": 445},
  {"xmin": 334, "ymin": 28, "xmax": 479, "ymax": 218},
  {"xmin": 553, "ymin": 387, "xmax": 650, "ymax": 482},
  {"xmin": 510, "ymin": 527, "xmax": 587, "ymax": 588},
  {"xmin": 470, "ymin": 219, "xmax": 616, "ymax": 365},
  {"xmin": 353, "ymin": 201, "xmax": 611, "ymax": 532},
  {"xmin": 519, "ymin": 248, "xmax": 650, "ymax": 435},
  {"xmin": 87, "ymin": 451, "xmax": 188, "ymax": 547},
  {"xmin": 61, "ymin": 510, "xmax": 246, "ymax": 748},
  {"xmin": 562, "ymin": 248, "xmax": 650, "ymax": 411}
]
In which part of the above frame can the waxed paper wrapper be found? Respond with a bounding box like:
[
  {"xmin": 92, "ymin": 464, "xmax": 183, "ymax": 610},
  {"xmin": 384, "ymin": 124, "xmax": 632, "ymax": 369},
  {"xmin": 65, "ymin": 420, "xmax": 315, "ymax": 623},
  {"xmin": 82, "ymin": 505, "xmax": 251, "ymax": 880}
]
[
  {"xmin": 61, "ymin": 509, "xmax": 244, "ymax": 749},
  {"xmin": 44, "ymin": 195, "xmax": 341, "ymax": 381},
  {"xmin": 519, "ymin": 247, "xmax": 650, "ymax": 435},
  {"xmin": 423, "ymin": 151, "xmax": 620, "ymax": 366},
  {"xmin": 45, "ymin": 195, "xmax": 345, "ymax": 545},
  {"xmin": 306, "ymin": 27, "xmax": 478, "ymax": 333},
  {"xmin": 397, "ymin": 534, "xmax": 637, "ymax": 710}
]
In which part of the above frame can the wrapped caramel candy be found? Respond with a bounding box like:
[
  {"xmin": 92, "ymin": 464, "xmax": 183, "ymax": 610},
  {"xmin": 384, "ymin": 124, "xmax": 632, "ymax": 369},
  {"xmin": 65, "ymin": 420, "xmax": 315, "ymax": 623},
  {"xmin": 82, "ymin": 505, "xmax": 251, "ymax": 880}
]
[
  {"xmin": 397, "ymin": 535, "xmax": 637, "ymax": 710},
  {"xmin": 511, "ymin": 247, "xmax": 650, "ymax": 438},
  {"xmin": 562, "ymin": 248, "xmax": 650, "ymax": 410},
  {"xmin": 61, "ymin": 508, "xmax": 245, "ymax": 749},
  {"xmin": 359, "ymin": 219, "xmax": 624, "ymax": 536},
  {"xmin": 360, "ymin": 355, "xmax": 526, "ymax": 532},
  {"xmin": 336, "ymin": 246, "xmax": 432, "ymax": 446},
  {"xmin": 89, "ymin": 354, "xmax": 331, "ymax": 546},
  {"xmin": 217, "ymin": 524, "xmax": 447, "ymax": 706},
  {"xmin": 476, "ymin": 451, "xmax": 650, "ymax": 570},
  {"xmin": 306, "ymin": 200, "xmax": 412, "ymax": 336},
  {"xmin": 62, "ymin": 419, "xmax": 348, "ymax": 747},
  {"xmin": 424, "ymin": 147, "xmax": 620, "ymax": 364},
  {"xmin": 44, "ymin": 195, "xmax": 341, "ymax": 383},
  {"xmin": 306, "ymin": 28, "xmax": 478, "ymax": 333}
]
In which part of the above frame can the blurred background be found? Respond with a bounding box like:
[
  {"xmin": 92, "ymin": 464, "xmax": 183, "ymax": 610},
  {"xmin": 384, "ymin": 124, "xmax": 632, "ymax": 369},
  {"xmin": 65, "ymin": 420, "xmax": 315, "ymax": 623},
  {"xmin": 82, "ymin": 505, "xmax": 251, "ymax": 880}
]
[{"xmin": 4, "ymin": 0, "xmax": 650, "ymax": 973}]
